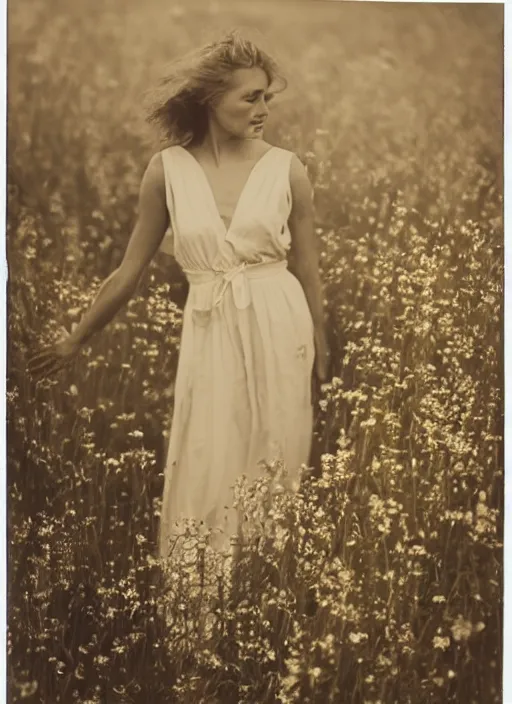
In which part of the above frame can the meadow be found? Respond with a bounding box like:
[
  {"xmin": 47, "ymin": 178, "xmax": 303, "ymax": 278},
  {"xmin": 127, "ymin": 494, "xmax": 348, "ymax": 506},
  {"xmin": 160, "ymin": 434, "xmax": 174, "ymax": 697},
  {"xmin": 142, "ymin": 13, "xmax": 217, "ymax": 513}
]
[{"xmin": 7, "ymin": 0, "xmax": 504, "ymax": 702}]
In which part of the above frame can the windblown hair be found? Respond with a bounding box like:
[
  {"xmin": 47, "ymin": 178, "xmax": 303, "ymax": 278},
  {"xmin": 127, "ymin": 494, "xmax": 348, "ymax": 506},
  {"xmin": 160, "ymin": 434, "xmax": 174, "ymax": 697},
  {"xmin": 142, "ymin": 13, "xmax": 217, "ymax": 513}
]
[{"xmin": 144, "ymin": 29, "xmax": 288, "ymax": 147}]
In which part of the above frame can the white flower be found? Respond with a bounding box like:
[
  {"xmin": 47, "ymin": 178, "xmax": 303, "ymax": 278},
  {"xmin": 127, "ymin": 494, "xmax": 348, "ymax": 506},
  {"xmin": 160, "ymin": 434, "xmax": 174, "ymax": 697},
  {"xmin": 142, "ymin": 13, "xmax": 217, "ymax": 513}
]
[
  {"xmin": 348, "ymin": 632, "xmax": 368, "ymax": 644},
  {"xmin": 432, "ymin": 635, "xmax": 450, "ymax": 650},
  {"xmin": 450, "ymin": 615, "xmax": 472, "ymax": 642}
]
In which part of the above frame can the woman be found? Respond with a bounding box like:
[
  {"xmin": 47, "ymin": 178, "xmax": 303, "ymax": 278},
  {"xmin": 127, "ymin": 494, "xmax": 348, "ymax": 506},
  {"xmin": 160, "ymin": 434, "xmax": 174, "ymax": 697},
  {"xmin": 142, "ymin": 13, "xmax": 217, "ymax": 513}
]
[{"xmin": 27, "ymin": 30, "xmax": 330, "ymax": 557}]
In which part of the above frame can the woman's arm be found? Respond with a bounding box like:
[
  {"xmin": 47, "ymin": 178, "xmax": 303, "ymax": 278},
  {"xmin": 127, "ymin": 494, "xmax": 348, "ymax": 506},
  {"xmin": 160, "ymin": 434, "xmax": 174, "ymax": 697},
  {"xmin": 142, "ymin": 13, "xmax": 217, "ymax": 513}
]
[
  {"xmin": 67, "ymin": 153, "xmax": 170, "ymax": 347},
  {"xmin": 287, "ymin": 153, "xmax": 330, "ymax": 381}
]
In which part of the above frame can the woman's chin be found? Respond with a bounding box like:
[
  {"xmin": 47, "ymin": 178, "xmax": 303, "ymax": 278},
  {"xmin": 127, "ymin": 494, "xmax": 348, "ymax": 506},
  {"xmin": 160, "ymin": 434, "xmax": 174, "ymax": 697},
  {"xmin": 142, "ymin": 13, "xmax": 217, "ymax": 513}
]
[
  {"xmin": 248, "ymin": 123, "xmax": 265, "ymax": 137},
  {"xmin": 232, "ymin": 125, "xmax": 264, "ymax": 140}
]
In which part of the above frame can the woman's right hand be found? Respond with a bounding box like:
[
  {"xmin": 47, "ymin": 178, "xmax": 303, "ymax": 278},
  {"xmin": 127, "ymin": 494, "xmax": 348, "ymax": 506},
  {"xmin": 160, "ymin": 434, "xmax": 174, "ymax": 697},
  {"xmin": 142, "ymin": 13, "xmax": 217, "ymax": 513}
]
[{"xmin": 27, "ymin": 325, "xmax": 82, "ymax": 382}]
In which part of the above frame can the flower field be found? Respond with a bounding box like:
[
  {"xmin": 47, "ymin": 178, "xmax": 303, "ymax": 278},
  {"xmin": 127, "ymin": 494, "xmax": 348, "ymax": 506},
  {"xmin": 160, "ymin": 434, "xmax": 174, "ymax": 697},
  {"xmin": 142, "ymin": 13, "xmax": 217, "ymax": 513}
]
[{"xmin": 7, "ymin": 1, "xmax": 503, "ymax": 702}]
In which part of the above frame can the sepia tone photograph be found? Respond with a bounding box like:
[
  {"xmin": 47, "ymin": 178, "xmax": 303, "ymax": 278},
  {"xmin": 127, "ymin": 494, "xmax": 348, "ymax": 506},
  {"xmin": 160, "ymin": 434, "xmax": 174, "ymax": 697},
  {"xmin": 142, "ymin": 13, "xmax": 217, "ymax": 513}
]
[{"xmin": 7, "ymin": 0, "xmax": 504, "ymax": 702}]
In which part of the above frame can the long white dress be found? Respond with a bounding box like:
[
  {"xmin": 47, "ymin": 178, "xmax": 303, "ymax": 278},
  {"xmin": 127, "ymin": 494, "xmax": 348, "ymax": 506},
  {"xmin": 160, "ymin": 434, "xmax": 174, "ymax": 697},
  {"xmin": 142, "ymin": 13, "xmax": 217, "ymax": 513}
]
[{"xmin": 157, "ymin": 144, "xmax": 315, "ymax": 557}]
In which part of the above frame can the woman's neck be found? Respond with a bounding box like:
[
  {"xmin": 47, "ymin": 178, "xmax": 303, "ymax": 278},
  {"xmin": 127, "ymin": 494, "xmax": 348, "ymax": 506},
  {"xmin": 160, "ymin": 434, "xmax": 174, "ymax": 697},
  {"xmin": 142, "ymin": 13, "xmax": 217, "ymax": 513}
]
[{"xmin": 197, "ymin": 125, "xmax": 253, "ymax": 165}]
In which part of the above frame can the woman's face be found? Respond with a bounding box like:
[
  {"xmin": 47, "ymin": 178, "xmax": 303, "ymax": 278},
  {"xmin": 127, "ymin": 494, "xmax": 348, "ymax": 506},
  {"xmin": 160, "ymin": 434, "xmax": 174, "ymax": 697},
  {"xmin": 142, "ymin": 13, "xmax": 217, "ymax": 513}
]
[{"xmin": 208, "ymin": 66, "xmax": 274, "ymax": 140}]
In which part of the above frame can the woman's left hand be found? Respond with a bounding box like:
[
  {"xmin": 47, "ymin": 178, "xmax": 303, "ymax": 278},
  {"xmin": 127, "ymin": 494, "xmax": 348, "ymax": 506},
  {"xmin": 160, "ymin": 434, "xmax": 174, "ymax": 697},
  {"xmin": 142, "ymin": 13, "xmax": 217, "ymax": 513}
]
[
  {"xmin": 314, "ymin": 329, "xmax": 331, "ymax": 383},
  {"xmin": 311, "ymin": 331, "xmax": 330, "ymax": 411},
  {"xmin": 27, "ymin": 325, "xmax": 82, "ymax": 382}
]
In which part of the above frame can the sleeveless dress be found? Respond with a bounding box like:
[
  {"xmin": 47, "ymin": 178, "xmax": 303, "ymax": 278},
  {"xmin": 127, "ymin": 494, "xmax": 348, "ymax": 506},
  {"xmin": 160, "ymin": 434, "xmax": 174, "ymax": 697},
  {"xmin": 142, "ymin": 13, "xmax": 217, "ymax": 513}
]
[{"xmin": 157, "ymin": 144, "xmax": 315, "ymax": 557}]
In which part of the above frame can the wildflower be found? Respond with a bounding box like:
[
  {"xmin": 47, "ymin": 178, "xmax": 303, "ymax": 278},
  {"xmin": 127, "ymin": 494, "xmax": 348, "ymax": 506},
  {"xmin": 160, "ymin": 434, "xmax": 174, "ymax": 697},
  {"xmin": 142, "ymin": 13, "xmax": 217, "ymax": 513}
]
[
  {"xmin": 19, "ymin": 681, "xmax": 38, "ymax": 698},
  {"xmin": 348, "ymin": 632, "xmax": 368, "ymax": 644},
  {"xmin": 450, "ymin": 615, "xmax": 473, "ymax": 642},
  {"xmin": 432, "ymin": 635, "xmax": 451, "ymax": 650},
  {"xmin": 129, "ymin": 429, "xmax": 144, "ymax": 438},
  {"xmin": 309, "ymin": 667, "xmax": 322, "ymax": 681}
]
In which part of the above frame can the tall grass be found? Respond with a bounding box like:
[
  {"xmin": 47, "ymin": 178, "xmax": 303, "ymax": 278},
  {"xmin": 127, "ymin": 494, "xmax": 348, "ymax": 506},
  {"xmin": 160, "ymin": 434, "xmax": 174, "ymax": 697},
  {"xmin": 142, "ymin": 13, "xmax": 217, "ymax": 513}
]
[{"xmin": 7, "ymin": 1, "xmax": 503, "ymax": 702}]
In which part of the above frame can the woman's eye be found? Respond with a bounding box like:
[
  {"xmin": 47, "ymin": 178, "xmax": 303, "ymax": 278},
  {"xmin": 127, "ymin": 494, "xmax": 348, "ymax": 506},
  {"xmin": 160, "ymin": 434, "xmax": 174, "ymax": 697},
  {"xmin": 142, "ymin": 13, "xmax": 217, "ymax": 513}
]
[{"xmin": 246, "ymin": 93, "xmax": 274, "ymax": 103}]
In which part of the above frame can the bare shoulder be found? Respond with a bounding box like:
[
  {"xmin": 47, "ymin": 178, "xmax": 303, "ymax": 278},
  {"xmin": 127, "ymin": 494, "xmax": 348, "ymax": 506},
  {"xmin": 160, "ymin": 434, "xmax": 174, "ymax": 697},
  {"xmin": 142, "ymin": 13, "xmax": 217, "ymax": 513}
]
[
  {"xmin": 288, "ymin": 151, "xmax": 309, "ymax": 182},
  {"xmin": 287, "ymin": 152, "xmax": 313, "ymax": 213},
  {"xmin": 140, "ymin": 151, "xmax": 166, "ymax": 195},
  {"xmin": 147, "ymin": 151, "xmax": 165, "ymax": 180}
]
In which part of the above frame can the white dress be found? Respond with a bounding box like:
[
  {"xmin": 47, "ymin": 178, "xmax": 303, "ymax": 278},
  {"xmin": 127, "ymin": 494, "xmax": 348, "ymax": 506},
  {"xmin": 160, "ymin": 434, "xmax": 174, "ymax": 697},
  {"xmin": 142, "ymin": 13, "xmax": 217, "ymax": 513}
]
[{"xmin": 157, "ymin": 144, "xmax": 315, "ymax": 557}]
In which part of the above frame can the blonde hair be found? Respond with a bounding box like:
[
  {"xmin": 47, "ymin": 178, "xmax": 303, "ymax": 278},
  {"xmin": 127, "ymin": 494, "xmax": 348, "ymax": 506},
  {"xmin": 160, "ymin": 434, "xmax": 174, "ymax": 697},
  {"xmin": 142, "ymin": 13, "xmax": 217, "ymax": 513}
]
[{"xmin": 144, "ymin": 29, "xmax": 287, "ymax": 147}]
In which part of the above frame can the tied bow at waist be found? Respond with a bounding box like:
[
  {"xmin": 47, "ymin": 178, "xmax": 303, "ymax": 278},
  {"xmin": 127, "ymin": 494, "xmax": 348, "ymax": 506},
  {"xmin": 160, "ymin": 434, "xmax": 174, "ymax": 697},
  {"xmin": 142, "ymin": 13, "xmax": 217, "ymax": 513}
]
[{"xmin": 183, "ymin": 259, "xmax": 288, "ymax": 326}]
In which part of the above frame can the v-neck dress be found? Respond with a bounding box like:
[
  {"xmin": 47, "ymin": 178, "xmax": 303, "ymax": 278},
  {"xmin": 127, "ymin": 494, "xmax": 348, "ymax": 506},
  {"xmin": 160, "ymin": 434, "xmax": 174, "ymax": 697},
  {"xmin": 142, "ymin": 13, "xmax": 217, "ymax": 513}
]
[{"xmin": 157, "ymin": 144, "xmax": 315, "ymax": 557}]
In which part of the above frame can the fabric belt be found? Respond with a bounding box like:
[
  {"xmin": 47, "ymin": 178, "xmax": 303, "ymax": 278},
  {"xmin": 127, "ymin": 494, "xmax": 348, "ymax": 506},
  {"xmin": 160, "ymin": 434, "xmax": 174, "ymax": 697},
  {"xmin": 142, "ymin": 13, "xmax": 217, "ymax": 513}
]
[{"xmin": 183, "ymin": 259, "xmax": 287, "ymax": 326}]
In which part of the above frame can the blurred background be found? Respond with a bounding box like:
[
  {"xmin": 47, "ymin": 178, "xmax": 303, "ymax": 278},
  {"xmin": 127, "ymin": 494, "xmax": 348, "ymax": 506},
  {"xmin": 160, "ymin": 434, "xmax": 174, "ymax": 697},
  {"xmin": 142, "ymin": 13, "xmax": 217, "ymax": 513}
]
[{"xmin": 6, "ymin": 2, "xmax": 504, "ymax": 703}]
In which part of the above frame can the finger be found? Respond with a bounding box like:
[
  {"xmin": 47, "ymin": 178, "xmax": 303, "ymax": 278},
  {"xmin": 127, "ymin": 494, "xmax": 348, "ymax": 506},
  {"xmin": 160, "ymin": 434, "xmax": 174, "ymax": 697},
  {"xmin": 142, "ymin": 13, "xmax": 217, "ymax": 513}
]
[
  {"xmin": 29, "ymin": 360, "xmax": 59, "ymax": 381},
  {"xmin": 314, "ymin": 360, "xmax": 326, "ymax": 383},
  {"xmin": 50, "ymin": 357, "xmax": 73, "ymax": 374},
  {"xmin": 29, "ymin": 368, "xmax": 51, "ymax": 383},
  {"xmin": 31, "ymin": 361, "xmax": 70, "ymax": 383},
  {"xmin": 27, "ymin": 350, "xmax": 53, "ymax": 366},
  {"xmin": 28, "ymin": 355, "xmax": 58, "ymax": 376},
  {"xmin": 27, "ymin": 348, "xmax": 57, "ymax": 367},
  {"xmin": 29, "ymin": 348, "xmax": 73, "ymax": 373},
  {"xmin": 318, "ymin": 369, "xmax": 328, "ymax": 383},
  {"xmin": 30, "ymin": 356, "xmax": 71, "ymax": 380},
  {"xmin": 27, "ymin": 358, "xmax": 52, "ymax": 374}
]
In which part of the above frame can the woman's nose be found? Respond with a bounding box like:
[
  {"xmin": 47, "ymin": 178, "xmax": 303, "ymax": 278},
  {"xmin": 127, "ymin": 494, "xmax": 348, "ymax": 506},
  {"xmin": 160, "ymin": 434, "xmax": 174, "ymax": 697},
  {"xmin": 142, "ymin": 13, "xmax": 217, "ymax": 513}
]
[{"xmin": 257, "ymin": 96, "xmax": 269, "ymax": 117}]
